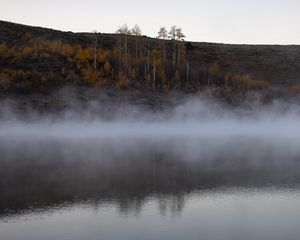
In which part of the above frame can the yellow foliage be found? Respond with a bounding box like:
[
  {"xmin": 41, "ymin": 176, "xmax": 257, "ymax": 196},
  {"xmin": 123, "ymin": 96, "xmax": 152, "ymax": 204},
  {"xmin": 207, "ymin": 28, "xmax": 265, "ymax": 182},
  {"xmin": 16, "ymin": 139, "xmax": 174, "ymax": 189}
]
[
  {"xmin": 81, "ymin": 67, "xmax": 104, "ymax": 85},
  {"xmin": 104, "ymin": 61, "xmax": 111, "ymax": 75},
  {"xmin": 146, "ymin": 73, "xmax": 151, "ymax": 81},
  {"xmin": 0, "ymin": 43, "xmax": 8, "ymax": 57},
  {"xmin": 97, "ymin": 50, "xmax": 110, "ymax": 63},
  {"xmin": 61, "ymin": 44, "xmax": 74, "ymax": 57},
  {"xmin": 229, "ymin": 73, "xmax": 268, "ymax": 90},
  {"xmin": 157, "ymin": 67, "xmax": 166, "ymax": 81},
  {"xmin": 173, "ymin": 70, "xmax": 181, "ymax": 82},
  {"xmin": 208, "ymin": 63, "xmax": 221, "ymax": 77},
  {"xmin": 22, "ymin": 46, "xmax": 34, "ymax": 56},
  {"xmin": 0, "ymin": 72, "xmax": 10, "ymax": 90},
  {"xmin": 116, "ymin": 73, "xmax": 130, "ymax": 88},
  {"xmin": 76, "ymin": 48, "xmax": 93, "ymax": 61}
]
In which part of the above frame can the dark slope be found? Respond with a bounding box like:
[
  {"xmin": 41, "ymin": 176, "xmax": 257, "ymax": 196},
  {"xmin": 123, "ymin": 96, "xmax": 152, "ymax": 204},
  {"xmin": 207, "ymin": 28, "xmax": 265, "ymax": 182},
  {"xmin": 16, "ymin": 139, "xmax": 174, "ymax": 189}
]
[
  {"xmin": 0, "ymin": 20, "xmax": 114, "ymax": 48},
  {"xmin": 1, "ymin": 20, "xmax": 300, "ymax": 84},
  {"xmin": 187, "ymin": 42, "xmax": 300, "ymax": 84},
  {"xmin": 1, "ymin": 20, "xmax": 300, "ymax": 101}
]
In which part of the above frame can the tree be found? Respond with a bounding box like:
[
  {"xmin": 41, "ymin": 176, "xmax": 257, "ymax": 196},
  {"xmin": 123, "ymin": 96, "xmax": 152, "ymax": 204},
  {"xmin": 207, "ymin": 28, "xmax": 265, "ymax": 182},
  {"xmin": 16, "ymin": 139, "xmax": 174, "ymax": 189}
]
[
  {"xmin": 131, "ymin": 24, "xmax": 142, "ymax": 58},
  {"xmin": 104, "ymin": 61, "xmax": 111, "ymax": 76},
  {"xmin": 153, "ymin": 53, "xmax": 156, "ymax": 86},
  {"xmin": 168, "ymin": 26, "xmax": 177, "ymax": 68},
  {"xmin": 175, "ymin": 28, "xmax": 185, "ymax": 65},
  {"xmin": 157, "ymin": 27, "xmax": 168, "ymax": 63},
  {"xmin": 93, "ymin": 31, "xmax": 98, "ymax": 70},
  {"xmin": 186, "ymin": 61, "xmax": 189, "ymax": 81},
  {"xmin": 168, "ymin": 25, "xmax": 177, "ymax": 40},
  {"xmin": 116, "ymin": 24, "xmax": 131, "ymax": 35},
  {"xmin": 146, "ymin": 39, "xmax": 151, "ymax": 79},
  {"xmin": 175, "ymin": 28, "xmax": 185, "ymax": 40},
  {"xmin": 116, "ymin": 24, "xmax": 131, "ymax": 75}
]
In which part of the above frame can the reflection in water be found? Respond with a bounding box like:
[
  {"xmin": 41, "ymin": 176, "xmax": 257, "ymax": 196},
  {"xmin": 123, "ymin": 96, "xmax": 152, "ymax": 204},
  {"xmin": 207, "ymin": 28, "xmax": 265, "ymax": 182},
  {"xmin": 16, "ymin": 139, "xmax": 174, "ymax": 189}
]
[{"xmin": 1, "ymin": 136, "xmax": 300, "ymax": 240}]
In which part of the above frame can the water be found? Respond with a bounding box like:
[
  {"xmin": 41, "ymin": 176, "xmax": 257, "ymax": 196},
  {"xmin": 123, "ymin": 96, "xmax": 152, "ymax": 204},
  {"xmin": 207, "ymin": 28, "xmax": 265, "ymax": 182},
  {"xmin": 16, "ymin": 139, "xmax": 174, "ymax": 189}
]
[
  {"xmin": 2, "ymin": 190, "xmax": 300, "ymax": 240},
  {"xmin": 1, "ymin": 134, "xmax": 300, "ymax": 240}
]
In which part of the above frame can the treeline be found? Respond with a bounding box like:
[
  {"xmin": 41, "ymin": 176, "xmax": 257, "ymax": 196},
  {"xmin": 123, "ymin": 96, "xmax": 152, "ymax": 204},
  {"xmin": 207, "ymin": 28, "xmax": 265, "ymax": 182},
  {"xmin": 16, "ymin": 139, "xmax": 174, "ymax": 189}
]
[{"xmin": 0, "ymin": 24, "xmax": 270, "ymax": 97}]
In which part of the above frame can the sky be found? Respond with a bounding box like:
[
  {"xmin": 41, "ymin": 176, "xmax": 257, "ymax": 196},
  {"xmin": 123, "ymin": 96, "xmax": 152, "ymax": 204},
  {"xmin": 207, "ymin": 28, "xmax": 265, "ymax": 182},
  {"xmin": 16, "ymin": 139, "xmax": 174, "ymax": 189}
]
[{"xmin": 0, "ymin": 0, "xmax": 299, "ymax": 44}]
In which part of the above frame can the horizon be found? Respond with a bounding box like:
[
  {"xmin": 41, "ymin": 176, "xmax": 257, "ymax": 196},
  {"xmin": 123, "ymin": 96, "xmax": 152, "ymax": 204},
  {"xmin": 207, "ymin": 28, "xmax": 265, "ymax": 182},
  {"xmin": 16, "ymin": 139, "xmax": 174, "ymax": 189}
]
[
  {"xmin": 0, "ymin": 0, "xmax": 300, "ymax": 45},
  {"xmin": 1, "ymin": 19, "xmax": 300, "ymax": 46}
]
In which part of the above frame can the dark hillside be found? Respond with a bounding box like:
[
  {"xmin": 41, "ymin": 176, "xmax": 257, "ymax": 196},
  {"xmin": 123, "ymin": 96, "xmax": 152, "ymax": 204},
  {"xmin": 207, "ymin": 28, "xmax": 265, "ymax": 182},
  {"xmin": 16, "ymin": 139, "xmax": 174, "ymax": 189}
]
[
  {"xmin": 187, "ymin": 42, "xmax": 300, "ymax": 85},
  {"xmin": 1, "ymin": 20, "xmax": 300, "ymax": 101}
]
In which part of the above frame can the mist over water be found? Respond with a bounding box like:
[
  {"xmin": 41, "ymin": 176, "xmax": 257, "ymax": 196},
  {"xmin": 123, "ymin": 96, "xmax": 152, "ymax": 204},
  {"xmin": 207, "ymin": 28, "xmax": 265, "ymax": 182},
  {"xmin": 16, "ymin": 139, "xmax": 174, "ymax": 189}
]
[
  {"xmin": 1, "ymin": 91, "xmax": 300, "ymax": 240},
  {"xmin": 1, "ymin": 93, "xmax": 300, "ymax": 161},
  {"xmin": 1, "ymin": 93, "xmax": 300, "ymax": 139}
]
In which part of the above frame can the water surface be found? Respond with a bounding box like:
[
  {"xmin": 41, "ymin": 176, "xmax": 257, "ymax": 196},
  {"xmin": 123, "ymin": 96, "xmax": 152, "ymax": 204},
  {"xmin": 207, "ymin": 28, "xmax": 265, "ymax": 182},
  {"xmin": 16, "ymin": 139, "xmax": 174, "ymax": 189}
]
[{"xmin": 1, "ymin": 135, "xmax": 300, "ymax": 240}]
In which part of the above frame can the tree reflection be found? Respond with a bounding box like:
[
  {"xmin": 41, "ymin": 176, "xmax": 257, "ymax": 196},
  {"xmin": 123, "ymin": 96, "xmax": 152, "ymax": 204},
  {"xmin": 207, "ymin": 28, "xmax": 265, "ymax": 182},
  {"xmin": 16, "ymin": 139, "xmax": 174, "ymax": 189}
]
[{"xmin": 1, "ymin": 138, "xmax": 300, "ymax": 218}]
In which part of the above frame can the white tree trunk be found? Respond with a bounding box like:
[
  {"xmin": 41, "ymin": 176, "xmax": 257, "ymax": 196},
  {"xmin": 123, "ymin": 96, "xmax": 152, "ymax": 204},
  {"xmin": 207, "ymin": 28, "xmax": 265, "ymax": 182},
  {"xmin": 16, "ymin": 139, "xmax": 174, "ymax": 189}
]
[
  {"xmin": 153, "ymin": 54, "xmax": 156, "ymax": 85},
  {"xmin": 187, "ymin": 61, "xmax": 189, "ymax": 81},
  {"xmin": 124, "ymin": 35, "xmax": 127, "ymax": 75},
  {"xmin": 178, "ymin": 42, "xmax": 181, "ymax": 65},
  {"xmin": 94, "ymin": 33, "xmax": 97, "ymax": 70},
  {"xmin": 163, "ymin": 41, "xmax": 166, "ymax": 63}
]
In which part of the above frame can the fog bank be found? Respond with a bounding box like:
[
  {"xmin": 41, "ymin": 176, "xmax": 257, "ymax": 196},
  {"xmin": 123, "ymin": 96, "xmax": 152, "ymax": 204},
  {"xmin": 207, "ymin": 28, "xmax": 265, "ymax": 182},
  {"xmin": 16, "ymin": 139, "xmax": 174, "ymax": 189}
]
[
  {"xmin": 1, "ymin": 92, "xmax": 300, "ymax": 140},
  {"xmin": 1, "ymin": 92, "xmax": 300, "ymax": 164}
]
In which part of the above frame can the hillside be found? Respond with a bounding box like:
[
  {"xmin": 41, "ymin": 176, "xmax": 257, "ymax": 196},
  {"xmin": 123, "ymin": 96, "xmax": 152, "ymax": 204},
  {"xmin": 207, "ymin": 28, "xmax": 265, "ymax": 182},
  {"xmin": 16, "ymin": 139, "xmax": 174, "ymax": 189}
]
[{"xmin": 1, "ymin": 20, "xmax": 300, "ymax": 102}]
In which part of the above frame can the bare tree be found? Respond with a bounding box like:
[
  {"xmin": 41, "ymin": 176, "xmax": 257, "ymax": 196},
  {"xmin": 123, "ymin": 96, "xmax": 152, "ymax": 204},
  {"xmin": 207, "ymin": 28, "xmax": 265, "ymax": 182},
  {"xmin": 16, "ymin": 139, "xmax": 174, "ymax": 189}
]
[
  {"xmin": 147, "ymin": 40, "xmax": 150, "ymax": 75},
  {"xmin": 157, "ymin": 27, "xmax": 168, "ymax": 63},
  {"xmin": 175, "ymin": 28, "xmax": 185, "ymax": 65},
  {"xmin": 116, "ymin": 24, "xmax": 131, "ymax": 75},
  {"xmin": 93, "ymin": 30, "xmax": 98, "ymax": 70},
  {"xmin": 116, "ymin": 24, "xmax": 131, "ymax": 35},
  {"xmin": 186, "ymin": 61, "xmax": 189, "ymax": 81},
  {"xmin": 153, "ymin": 53, "xmax": 156, "ymax": 86},
  {"xmin": 131, "ymin": 24, "xmax": 142, "ymax": 58},
  {"xmin": 168, "ymin": 25, "xmax": 177, "ymax": 68}
]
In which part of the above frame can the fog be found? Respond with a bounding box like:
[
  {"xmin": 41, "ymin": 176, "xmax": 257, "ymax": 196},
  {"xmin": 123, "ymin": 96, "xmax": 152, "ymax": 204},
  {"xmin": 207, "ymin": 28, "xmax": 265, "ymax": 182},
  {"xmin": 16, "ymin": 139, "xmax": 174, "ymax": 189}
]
[
  {"xmin": 1, "ymin": 93, "xmax": 300, "ymax": 139},
  {"xmin": 1, "ymin": 93, "xmax": 300, "ymax": 160}
]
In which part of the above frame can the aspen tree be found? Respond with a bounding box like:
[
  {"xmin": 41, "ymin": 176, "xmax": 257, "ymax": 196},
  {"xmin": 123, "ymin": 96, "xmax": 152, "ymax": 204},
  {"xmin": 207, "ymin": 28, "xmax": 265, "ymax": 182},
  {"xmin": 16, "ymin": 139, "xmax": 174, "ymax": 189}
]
[
  {"xmin": 157, "ymin": 27, "xmax": 168, "ymax": 63},
  {"xmin": 153, "ymin": 53, "xmax": 156, "ymax": 86},
  {"xmin": 93, "ymin": 30, "xmax": 98, "ymax": 70},
  {"xmin": 131, "ymin": 24, "xmax": 142, "ymax": 58},
  {"xmin": 116, "ymin": 24, "xmax": 131, "ymax": 75},
  {"xmin": 187, "ymin": 61, "xmax": 189, "ymax": 81},
  {"xmin": 175, "ymin": 28, "xmax": 185, "ymax": 65},
  {"xmin": 147, "ymin": 40, "xmax": 150, "ymax": 74},
  {"xmin": 168, "ymin": 26, "xmax": 177, "ymax": 68}
]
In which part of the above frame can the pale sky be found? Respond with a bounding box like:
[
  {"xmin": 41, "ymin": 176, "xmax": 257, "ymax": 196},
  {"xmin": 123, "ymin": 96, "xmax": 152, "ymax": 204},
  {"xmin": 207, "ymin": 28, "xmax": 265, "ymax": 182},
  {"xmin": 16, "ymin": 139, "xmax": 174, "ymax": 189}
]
[{"xmin": 0, "ymin": 0, "xmax": 299, "ymax": 44}]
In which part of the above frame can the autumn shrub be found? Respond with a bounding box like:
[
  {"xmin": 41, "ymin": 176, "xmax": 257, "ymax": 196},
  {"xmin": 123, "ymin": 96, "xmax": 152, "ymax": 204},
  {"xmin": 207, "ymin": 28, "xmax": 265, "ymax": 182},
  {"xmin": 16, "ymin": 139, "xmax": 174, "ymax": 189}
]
[
  {"xmin": 81, "ymin": 67, "xmax": 104, "ymax": 85},
  {"xmin": 61, "ymin": 44, "xmax": 74, "ymax": 58},
  {"xmin": 229, "ymin": 74, "xmax": 268, "ymax": 90},
  {"xmin": 0, "ymin": 72, "xmax": 11, "ymax": 90},
  {"xmin": 103, "ymin": 61, "xmax": 111, "ymax": 76},
  {"xmin": 97, "ymin": 50, "xmax": 111, "ymax": 64},
  {"xmin": 116, "ymin": 73, "xmax": 130, "ymax": 88},
  {"xmin": 0, "ymin": 43, "xmax": 9, "ymax": 59},
  {"xmin": 207, "ymin": 63, "xmax": 222, "ymax": 85},
  {"xmin": 76, "ymin": 47, "xmax": 93, "ymax": 62}
]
